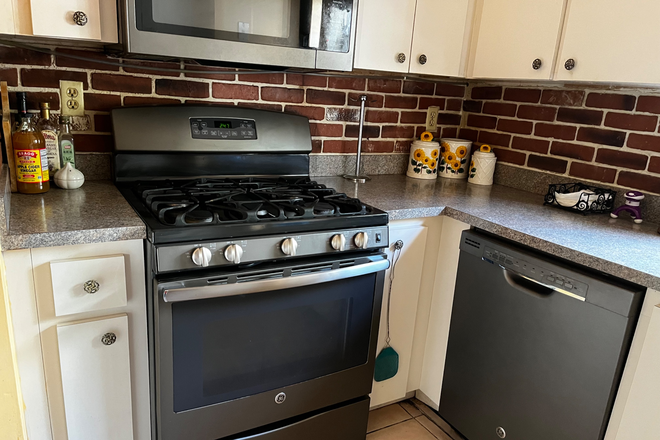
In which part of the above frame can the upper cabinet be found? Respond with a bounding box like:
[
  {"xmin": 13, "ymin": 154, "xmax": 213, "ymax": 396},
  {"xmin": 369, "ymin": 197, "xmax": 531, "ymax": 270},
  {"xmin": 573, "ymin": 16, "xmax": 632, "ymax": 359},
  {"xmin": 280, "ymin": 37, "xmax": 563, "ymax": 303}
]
[
  {"xmin": 354, "ymin": 0, "xmax": 471, "ymax": 77},
  {"xmin": 8, "ymin": 0, "xmax": 118, "ymax": 43},
  {"xmin": 468, "ymin": 0, "xmax": 566, "ymax": 80},
  {"xmin": 555, "ymin": 0, "xmax": 660, "ymax": 84}
]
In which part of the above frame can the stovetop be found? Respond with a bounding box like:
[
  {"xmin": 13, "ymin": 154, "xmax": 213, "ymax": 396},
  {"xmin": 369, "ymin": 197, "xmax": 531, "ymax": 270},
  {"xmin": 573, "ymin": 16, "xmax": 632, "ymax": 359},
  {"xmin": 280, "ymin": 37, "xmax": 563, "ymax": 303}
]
[{"xmin": 119, "ymin": 177, "xmax": 389, "ymax": 244}]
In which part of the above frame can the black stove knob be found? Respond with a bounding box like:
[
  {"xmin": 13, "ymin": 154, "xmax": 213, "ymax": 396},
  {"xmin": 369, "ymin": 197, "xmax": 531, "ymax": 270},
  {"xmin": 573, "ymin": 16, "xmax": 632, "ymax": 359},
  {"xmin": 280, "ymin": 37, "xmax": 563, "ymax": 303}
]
[
  {"xmin": 354, "ymin": 232, "xmax": 369, "ymax": 249},
  {"xmin": 192, "ymin": 247, "xmax": 212, "ymax": 267},
  {"xmin": 224, "ymin": 244, "xmax": 244, "ymax": 264}
]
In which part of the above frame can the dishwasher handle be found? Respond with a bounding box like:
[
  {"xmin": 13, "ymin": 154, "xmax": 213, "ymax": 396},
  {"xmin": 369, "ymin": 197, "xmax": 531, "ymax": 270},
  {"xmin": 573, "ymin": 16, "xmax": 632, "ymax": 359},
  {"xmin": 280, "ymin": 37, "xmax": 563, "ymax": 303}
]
[{"xmin": 501, "ymin": 266, "xmax": 554, "ymax": 299}]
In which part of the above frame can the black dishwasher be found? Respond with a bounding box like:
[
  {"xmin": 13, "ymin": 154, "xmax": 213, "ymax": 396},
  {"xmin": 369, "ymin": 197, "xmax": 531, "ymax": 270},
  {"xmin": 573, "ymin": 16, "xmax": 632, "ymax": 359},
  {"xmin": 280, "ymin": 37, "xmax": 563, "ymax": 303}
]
[{"xmin": 439, "ymin": 230, "xmax": 644, "ymax": 440}]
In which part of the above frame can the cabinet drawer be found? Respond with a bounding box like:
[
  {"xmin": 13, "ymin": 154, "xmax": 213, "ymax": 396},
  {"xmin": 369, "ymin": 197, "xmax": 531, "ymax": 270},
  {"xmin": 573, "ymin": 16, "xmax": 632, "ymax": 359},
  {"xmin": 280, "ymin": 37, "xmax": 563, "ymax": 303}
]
[
  {"xmin": 30, "ymin": 0, "xmax": 101, "ymax": 40},
  {"xmin": 50, "ymin": 255, "xmax": 127, "ymax": 317},
  {"xmin": 57, "ymin": 314, "xmax": 134, "ymax": 440}
]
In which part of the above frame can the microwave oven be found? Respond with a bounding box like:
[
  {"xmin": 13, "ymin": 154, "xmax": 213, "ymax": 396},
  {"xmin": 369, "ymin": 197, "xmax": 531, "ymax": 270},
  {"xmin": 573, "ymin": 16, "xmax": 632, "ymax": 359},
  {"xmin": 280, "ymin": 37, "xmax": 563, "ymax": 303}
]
[{"xmin": 121, "ymin": 0, "xmax": 357, "ymax": 71}]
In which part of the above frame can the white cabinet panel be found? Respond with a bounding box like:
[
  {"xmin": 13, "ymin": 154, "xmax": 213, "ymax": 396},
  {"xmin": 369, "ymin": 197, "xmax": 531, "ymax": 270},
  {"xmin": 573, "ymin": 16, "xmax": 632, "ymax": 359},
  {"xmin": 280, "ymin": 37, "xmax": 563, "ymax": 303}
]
[
  {"xmin": 0, "ymin": 0, "xmax": 15, "ymax": 34},
  {"xmin": 409, "ymin": 0, "xmax": 470, "ymax": 77},
  {"xmin": 370, "ymin": 224, "xmax": 427, "ymax": 408},
  {"xmin": 57, "ymin": 314, "xmax": 134, "ymax": 440},
  {"xmin": 470, "ymin": 0, "xmax": 566, "ymax": 80},
  {"xmin": 50, "ymin": 255, "xmax": 127, "ymax": 317},
  {"xmin": 354, "ymin": 0, "xmax": 417, "ymax": 73},
  {"xmin": 556, "ymin": 0, "xmax": 660, "ymax": 84},
  {"xmin": 30, "ymin": 0, "xmax": 102, "ymax": 40}
]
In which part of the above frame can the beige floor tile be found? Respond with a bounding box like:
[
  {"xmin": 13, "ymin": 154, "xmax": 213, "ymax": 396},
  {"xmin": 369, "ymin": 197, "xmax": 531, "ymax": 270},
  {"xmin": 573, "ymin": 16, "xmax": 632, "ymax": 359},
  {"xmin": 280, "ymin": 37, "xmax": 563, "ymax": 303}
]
[
  {"xmin": 411, "ymin": 398, "xmax": 465, "ymax": 440},
  {"xmin": 400, "ymin": 400, "xmax": 423, "ymax": 418},
  {"xmin": 417, "ymin": 415, "xmax": 453, "ymax": 440},
  {"xmin": 367, "ymin": 419, "xmax": 437, "ymax": 440},
  {"xmin": 367, "ymin": 404, "xmax": 412, "ymax": 433}
]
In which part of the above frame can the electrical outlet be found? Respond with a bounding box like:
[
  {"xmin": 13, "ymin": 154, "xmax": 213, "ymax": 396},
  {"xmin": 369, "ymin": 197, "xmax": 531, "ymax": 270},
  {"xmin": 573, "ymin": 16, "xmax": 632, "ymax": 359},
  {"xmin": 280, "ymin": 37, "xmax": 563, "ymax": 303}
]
[
  {"xmin": 60, "ymin": 80, "xmax": 85, "ymax": 116},
  {"xmin": 426, "ymin": 106, "xmax": 439, "ymax": 131}
]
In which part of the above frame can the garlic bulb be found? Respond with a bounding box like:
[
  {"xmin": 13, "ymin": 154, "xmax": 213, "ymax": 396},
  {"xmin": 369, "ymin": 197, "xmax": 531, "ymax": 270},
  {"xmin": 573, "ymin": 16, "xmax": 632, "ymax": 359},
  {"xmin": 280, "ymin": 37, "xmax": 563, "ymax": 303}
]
[{"xmin": 53, "ymin": 163, "xmax": 85, "ymax": 190}]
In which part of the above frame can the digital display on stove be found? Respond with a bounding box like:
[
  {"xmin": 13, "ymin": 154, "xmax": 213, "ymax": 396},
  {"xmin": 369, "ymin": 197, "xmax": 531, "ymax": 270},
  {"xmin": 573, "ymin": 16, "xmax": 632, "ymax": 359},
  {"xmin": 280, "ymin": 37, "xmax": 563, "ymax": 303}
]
[{"xmin": 190, "ymin": 118, "xmax": 257, "ymax": 140}]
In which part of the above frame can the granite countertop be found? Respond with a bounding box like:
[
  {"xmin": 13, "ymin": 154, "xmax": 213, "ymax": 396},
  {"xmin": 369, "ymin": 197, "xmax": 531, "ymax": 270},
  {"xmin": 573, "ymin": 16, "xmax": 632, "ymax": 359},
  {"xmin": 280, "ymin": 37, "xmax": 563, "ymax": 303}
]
[
  {"xmin": 1, "ymin": 174, "xmax": 146, "ymax": 250},
  {"xmin": 316, "ymin": 175, "xmax": 660, "ymax": 291}
]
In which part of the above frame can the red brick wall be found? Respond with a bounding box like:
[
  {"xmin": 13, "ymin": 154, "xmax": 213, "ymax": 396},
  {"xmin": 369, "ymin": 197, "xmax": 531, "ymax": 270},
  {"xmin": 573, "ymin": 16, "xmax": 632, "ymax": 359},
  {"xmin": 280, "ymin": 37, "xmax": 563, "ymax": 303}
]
[
  {"xmin": 0, "ymin": 46, "xmax": 464, "ymax": 156},
  {"xmin": 461, "ymin": 83, "xmax": 660, "ymax": 195}
]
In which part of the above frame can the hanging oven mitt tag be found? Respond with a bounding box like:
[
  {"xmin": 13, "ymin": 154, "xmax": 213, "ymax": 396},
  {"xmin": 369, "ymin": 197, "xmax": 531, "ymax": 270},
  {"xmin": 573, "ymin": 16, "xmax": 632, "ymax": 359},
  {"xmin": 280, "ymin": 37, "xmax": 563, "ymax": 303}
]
[{"xmin": 374, "ymin": 346, "xmax": 399, "ymax": 382}]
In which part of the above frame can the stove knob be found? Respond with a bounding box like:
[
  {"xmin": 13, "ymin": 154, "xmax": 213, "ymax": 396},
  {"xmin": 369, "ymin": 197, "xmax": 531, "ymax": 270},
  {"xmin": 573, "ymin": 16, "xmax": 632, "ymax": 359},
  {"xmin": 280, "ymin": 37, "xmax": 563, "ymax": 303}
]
[
  {"xmin": 331, "ymin": 234, "xmax": 346, "ymax": 251},
  {"xmin": 224, "ymin": 244, "xmax": 244, "ymax": 264},
  {"xmin": 281, "ymin": 238, "xmax": 299, "ymax": 256},
  {"xmin": 191, "ymin": 247, "xmax": 213, "ymax": 267},
  {"xmin": 354, "ymin": 232, "xmax": 369, "ymax": 249}
]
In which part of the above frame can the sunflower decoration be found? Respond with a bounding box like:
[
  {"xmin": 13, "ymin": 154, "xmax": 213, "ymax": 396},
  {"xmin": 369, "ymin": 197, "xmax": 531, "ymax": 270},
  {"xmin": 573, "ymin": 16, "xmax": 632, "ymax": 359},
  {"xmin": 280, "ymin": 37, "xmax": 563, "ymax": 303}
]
[
  {"xmin": 420, "ymin": 131, "xmax": 434, "ymax": 142},
  {"xmin": 456, "ymin": 145, "xmax": 468, "ymax": 158},
  {"xmin": 450, "ymin": 160, "xmax": 461, "ymax": 171},
  {"xmin": 480, "ymin": 144, "xmax": 492, "ymax": 153},
  {"xmin": 445, "ymin": 152, "xmax": 456, "ymax": 163},
  {"xmin": 423, "ymin": 156, "xmax": 431, "ymax": 165},
  {"xmin": 429, "ymin": 159, "xmax": 437, "ymax": 169},
  {"xmin": 440, "ymin": 142, "xmax": 450, "ymax": 156},
  {"xmin": 413, "ymin": 149, "xmax": 426, "ymax": 161},
  {"xmin": 431, "ymin": 149, "xmax": 439, "ymax": 159}
]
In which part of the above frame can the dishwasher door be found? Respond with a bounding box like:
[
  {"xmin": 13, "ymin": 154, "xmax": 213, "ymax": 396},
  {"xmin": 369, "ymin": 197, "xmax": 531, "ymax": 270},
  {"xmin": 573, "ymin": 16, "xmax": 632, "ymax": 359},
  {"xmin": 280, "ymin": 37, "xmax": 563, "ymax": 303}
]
[{"xmin": 439, "ymin": 231, "xmax": 644, "ymax": 440}]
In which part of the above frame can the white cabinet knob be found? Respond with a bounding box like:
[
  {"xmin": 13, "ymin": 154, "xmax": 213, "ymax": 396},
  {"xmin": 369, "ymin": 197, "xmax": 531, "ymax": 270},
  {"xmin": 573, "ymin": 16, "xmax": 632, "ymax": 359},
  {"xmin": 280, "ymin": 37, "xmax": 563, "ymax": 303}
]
[
  {"xmin": 331, "ymin": 234, "xmax": 346, "ymax": 251},
  {"xmin": 224, "ymin": 244, "xmax": 244, "ymax": 264},
  {"xmin": 281, "ymin": 238, "xmax": 299, "ymax": 256},
  {"xmin": 354, "ymin": 232, "xmax": 369, "ymax": 249},
  {"xmin": 191, "ymin": 247, "xmax": 212, "ymax": 267}
]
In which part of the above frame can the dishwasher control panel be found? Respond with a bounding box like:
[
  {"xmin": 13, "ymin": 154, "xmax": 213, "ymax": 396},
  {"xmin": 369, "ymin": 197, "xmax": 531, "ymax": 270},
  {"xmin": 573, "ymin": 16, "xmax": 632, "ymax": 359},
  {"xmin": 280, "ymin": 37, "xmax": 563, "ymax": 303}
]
[{"xmin": 483, "ymin": 246, "xmax": 589, "ymax": 298}]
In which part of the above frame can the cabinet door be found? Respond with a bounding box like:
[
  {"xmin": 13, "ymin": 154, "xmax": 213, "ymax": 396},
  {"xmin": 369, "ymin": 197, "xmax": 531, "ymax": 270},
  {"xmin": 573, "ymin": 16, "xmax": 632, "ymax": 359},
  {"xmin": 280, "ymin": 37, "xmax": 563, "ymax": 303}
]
[
  {"xmin": 556, "ymin": 0, "xmax": 660, "ymax": 83},
  {"xmin": 370, "ymin": 224, "xmax": 427, "ymax": 408},
  {"xmin": 409, "ymin": 0, "xmax": 470, "ymax": 77},
  {"xmin": 470, "ymin": 0, "xmax": 566, "ymax": 80},
  {"xmin": 30, "ymin": 0, "xmax": 102, "ymax": 40},
  {"xmin": 353, "ymin": 0, "xmax": 417, "ymax": 73},
  {"xmin": 0, "ymin": 0, "xmax": 15, "ymax": 34},
  {"xmin": 57, "ymin": 315, "xmax": 134, "ymax": 440}
]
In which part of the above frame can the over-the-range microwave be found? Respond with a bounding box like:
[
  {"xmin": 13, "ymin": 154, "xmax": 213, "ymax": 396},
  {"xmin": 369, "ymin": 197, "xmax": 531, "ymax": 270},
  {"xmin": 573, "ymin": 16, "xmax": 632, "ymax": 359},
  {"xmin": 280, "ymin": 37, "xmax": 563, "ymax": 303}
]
[{"xmin": 121, "ymin": 0, "xmax": 357, "ymax": 71}]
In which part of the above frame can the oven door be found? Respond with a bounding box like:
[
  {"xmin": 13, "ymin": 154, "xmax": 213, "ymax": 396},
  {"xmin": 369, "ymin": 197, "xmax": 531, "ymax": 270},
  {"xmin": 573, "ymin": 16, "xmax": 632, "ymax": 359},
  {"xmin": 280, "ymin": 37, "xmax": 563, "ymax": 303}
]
[{"xmin": 153, "ymin": 254, "xmax": 387, "ymax": 440}]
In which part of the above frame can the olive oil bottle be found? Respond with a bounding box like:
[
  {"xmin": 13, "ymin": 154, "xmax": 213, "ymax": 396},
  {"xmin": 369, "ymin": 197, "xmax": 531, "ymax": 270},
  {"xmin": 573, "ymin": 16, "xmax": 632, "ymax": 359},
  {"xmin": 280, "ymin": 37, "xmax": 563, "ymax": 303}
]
[
  {"xmin": 58, "ymin": 115, "xmax": 76, "ymax": 168},
  {"xmin": 13, "ymin": 92, "xmax": 50, "ymax": 194}
]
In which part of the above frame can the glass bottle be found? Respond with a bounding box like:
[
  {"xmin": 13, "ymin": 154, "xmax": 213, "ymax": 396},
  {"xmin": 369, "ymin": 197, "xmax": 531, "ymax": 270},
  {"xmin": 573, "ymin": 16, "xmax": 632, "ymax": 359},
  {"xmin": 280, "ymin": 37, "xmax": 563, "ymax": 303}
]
[
  {"xmin": 58, "ymin": 115, "xmax": 76, "ymax": 168},
  {"xmin": 37, "ymin": 102, "xmax": 60, "ymax": 174},
  {"xmin": 13, "ymin": 92, "xmax": 50, "ymax": 194}
]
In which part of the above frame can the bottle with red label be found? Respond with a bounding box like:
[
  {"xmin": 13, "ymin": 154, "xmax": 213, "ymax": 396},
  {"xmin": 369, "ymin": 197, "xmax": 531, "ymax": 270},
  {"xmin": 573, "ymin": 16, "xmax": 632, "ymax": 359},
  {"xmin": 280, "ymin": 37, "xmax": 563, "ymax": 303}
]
[{"xmin": 13, "ymin": 92, "xmax": 50, "ymax": 194}]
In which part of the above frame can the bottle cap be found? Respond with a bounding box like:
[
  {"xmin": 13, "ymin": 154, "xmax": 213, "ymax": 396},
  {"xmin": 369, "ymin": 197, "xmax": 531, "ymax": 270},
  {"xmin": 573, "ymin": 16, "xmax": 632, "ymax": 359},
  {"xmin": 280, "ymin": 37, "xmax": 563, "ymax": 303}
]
[
  {"xmin": 59, "ymin": 115, "xmax": 71, "ymax": 123},
  {"xmin": 16, "ymin": 92, "xmax": 27, "ymax": 114},
  {"xmin": 40, "ymin": 102, "xmax": 50, "ymax": 110}
]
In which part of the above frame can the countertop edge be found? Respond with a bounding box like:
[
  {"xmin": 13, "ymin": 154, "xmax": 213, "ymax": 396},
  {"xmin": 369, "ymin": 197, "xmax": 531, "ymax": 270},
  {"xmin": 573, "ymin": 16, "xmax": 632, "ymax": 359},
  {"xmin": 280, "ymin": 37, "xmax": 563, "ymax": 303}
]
[{"xmin": 1, "ymin": 226, "xmax": 147, "ymax": 251}]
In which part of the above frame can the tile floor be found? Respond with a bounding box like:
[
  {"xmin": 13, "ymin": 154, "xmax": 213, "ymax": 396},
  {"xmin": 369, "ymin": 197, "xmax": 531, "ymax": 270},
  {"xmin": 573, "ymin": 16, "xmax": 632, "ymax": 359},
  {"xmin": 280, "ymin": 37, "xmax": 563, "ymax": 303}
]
[{"xmin": 367, "ymin": 399, "xmax": 461, "ymax": 440}]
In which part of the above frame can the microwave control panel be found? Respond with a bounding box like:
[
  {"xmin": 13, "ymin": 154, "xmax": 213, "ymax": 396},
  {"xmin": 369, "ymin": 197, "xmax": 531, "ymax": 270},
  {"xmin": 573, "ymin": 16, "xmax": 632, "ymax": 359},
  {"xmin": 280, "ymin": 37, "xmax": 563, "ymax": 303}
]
[{"xmin": 190, "ymin": 118, "xmax": 257, "ymax": 140}]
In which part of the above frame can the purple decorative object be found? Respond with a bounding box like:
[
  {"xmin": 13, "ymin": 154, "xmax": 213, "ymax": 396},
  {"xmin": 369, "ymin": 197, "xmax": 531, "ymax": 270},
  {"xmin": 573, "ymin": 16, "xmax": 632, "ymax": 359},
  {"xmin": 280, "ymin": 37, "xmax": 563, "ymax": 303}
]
[{"xmin": 610, "ymin": 191, "xmax": 645, "ymax": 224}]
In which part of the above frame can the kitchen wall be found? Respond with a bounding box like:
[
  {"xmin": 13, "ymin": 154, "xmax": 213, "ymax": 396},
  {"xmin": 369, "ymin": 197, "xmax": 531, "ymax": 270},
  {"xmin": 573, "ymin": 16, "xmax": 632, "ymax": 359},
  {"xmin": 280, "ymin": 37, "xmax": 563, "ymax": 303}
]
[
  {"xmin": 461, "ymin": 82, "xmax": 660, "ymax": 196},
  {"xmin": 0, "ymin": 45, "xmax": 465, "ymax": 178}
]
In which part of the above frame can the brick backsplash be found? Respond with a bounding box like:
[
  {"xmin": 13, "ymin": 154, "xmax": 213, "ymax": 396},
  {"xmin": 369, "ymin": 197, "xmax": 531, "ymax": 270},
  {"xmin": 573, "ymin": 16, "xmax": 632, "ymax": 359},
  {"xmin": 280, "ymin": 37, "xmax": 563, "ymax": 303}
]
[
  {"xmin": 462, "ymin": 82, "xmax": 660, "ymax": 196},
  {"xmin": 0, "ymin": 45, "xmax": 464, "ymax": 160}
]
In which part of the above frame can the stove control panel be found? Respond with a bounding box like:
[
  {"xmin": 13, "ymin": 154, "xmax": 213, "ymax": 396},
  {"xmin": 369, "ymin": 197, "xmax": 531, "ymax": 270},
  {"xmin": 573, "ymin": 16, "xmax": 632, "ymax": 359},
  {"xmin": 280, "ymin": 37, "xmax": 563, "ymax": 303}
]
[
  {"xmin": 156, "ymin": 226, "xmax": 389, "ymax": 272},
  {"xmin": 190, "ymin": 117, "xmax": 257, "ymax": 140}
]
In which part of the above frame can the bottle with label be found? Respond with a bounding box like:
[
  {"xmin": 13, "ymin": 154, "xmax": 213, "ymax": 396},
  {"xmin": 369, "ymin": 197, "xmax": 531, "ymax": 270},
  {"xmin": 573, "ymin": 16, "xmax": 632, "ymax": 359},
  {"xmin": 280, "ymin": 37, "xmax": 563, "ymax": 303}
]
[
  {"xmin": 37, "ymin": 102, "xmax": 60, "ymax": 174},
  {"xmin": 13, "ymin": 92, "xmax": 50, "ymax": 194},
  {"xmin": 58, "ymin": 115, "xmax": 76, "ymax": 168}
]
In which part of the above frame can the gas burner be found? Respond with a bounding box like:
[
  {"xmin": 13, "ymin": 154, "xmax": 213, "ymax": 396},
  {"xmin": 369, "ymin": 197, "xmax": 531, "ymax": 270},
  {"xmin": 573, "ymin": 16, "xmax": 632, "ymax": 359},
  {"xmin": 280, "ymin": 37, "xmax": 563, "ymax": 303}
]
[{"xmin": 133, "ymin": 178, "xmax": 370, "ymax": 227}]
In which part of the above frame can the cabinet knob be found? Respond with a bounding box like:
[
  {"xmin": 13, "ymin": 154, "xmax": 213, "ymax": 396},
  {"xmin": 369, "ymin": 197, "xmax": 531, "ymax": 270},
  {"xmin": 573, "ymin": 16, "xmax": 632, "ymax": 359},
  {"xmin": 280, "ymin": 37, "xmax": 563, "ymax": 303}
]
[
  {"xmin": 101, "ymin": 333, "xmax": 116, "ymax": 346},
  {"xmin": 564, "ymin": 58, "xmax": 576, "ymax": 71},
  {"xmin": 83, "ymin": 280, "xmax": 100, "ymax": 294},
  {"xmin": 396, "ymin": 53, "xmax": 406, "ymax": 63},
  {"xmin": 419, "ymin": 54, "xmax": 428, "ymax": 65},
  {"xmin": 532, "ymin": 58, "xmax": 542, "ymax": 70},
  {"xmin": 73, "ymin": 11, "xmax": 88, "ymax": 26}
]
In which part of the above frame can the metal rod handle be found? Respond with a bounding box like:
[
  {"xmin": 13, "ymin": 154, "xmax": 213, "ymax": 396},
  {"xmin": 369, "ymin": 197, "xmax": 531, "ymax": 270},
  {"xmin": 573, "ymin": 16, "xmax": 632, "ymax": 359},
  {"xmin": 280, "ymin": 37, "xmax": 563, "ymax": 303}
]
[{"xmin": 355, "ymin": 95, "xmax": 367, "ymax": 176}]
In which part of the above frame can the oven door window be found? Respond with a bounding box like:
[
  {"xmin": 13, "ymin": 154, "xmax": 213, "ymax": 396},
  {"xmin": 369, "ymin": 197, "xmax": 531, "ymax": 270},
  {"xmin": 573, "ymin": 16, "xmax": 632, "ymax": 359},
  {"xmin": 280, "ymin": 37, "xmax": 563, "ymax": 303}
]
[
  {"xmin": 170, "ymin": 274, "xmax": 376, "ymax": 412},
  {"xmin": 136, "ymin": 0, "xmax": 301, "ymax": 47}
]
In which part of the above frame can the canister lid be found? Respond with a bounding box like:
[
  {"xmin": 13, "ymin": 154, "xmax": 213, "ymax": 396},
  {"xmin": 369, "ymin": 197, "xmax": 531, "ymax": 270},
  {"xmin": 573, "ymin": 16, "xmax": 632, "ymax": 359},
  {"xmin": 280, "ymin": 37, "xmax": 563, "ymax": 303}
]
[
  {"xmin": 412, "ymin": 139, "xmax": 439, "ymax": 148},
  {"xmin": 473, "ymin": 150, "xmax": 496, "ymax": 158}
]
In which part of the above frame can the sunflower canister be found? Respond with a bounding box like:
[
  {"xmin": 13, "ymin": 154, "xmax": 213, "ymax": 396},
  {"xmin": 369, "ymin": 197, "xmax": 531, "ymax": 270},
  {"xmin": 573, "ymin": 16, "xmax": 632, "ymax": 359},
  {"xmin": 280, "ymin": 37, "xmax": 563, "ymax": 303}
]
[
  {"xmin": 468, "ymin": 144, "xmax": 498, "ymax": 186},
  {"xmin": 407, "ymin": 135, "xmax": 440, "ymax": 180},
  {"xmin": 438, "ymin": 138, "xmax": 473, "ymax": 179}
]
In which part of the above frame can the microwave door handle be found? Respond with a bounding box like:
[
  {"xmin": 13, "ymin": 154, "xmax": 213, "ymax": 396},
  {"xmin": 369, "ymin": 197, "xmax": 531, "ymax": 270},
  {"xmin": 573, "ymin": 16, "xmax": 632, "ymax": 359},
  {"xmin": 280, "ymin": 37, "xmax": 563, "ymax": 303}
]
[
  {"xmin": 308, "ymin": 0, "xmax": 323, "ymax": 48},
  {"xmin": 162, "ymin": 258, "xmax": 389, "ymax": 303}
]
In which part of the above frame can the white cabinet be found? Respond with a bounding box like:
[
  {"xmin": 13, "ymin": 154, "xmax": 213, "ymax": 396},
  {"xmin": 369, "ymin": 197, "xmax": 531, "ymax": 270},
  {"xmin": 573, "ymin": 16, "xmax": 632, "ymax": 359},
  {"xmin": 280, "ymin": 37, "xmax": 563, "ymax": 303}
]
[
  {"xmin": 5, "ymin": 240, "xmax": 150, "ymax": 440},
  {"xmin": 556, "ymin": 0, "xmax": 660, "ymax": 84},
  {"xmin": 354, "ymin": 0, "xmax": 471, "ymax": 77},
  {"xmin": 468, "ymin": 0, "xmax": 566, "ymax": 80},
  {"xmin": 370, "ymin": 223, "xmax": 428, "ymax": 408},
  {"xmin": 57, "ymin": 315, "xmax": 134, "ymax": 440},
  {"xmin": 0, "ymin": 0, "xmax": 16, "ymax": 34}
]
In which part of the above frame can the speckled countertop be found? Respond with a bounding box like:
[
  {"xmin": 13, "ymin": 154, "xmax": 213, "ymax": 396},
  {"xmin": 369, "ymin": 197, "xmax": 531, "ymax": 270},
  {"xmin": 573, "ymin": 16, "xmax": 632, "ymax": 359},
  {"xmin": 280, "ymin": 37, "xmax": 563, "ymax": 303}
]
[
  {"xmin": 316, "ymin": 175, "xmax": 660, "ymax": 291},
  {"xmin": 1, "ymin": 169, "xmax": 145, "ymax": 251}
]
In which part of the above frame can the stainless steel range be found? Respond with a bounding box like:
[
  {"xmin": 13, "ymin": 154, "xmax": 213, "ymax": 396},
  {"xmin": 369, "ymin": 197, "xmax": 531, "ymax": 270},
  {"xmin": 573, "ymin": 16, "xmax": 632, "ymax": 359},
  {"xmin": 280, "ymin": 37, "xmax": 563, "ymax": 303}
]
[{"xmin": 112, "ymin": 106, "xmax": 389, "ymax": 440}]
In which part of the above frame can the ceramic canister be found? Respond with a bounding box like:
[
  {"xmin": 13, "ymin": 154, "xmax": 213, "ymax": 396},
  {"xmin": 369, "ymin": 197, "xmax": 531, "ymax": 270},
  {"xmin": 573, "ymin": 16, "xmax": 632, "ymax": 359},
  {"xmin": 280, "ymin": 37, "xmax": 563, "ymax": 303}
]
[
  {"xmin": 407, "ymin": 140, "xmax": 440, "ymax": 180},
  {"xmin": 439, "ymin": 138, "xmax": 472, "ymax": 179},
  {"xmin": 468, "ymin": 148, "xmax": 498, "ymax": 186}
]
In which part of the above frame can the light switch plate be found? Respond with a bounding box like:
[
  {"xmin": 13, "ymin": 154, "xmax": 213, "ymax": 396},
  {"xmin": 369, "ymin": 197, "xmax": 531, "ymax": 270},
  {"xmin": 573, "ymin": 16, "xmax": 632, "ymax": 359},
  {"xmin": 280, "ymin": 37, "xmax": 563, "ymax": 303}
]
[
  {"xmin": 426, "ymin": 106, "xmax": 439, "ymax": 131},
  {"xmin": 60, "ymin": 80, "xmax": 85, "ymax": 116}
]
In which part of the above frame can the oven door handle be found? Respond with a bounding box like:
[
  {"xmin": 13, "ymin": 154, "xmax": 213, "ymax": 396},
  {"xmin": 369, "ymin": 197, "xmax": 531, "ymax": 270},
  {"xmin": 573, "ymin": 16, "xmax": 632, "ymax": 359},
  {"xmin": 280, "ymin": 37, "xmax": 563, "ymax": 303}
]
[{"xmin": 162, "ymin": 258, "xmax": 390, "ymax": 303}]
